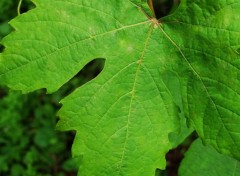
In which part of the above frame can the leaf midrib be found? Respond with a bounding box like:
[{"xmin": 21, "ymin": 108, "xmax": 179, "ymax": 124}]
[{"xmin": 117, "ymin": 23, "xmax": 154, "ymax": 175}]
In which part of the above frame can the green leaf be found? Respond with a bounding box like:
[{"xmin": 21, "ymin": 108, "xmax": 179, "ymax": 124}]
[
  {"xmin": 164, "ymin": 0, "xmax": 240, "ymax": 159},
  {"xmin": 179, "ymin": 139, "xmax": 240, "ymax": 176},
  {"xmin": 161, "ymin": 70, "xmax": 194, "ymax": 147},
  {"xmin": 0, "ymin": 0, "xmax": 240, "ymax": 175}
]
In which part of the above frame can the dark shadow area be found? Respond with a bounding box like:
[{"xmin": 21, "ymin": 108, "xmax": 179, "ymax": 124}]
[
  {"xmin": 166, "ymin": 132, "xmax": 198, "ymax": 176},
  {"xmin": 19, "ymin": 0, "xmax": 36, "ymax": 14},
  {"xmin": 148, "ymin": 0, "xmax": 180, "ymax": 19},
  {"xmin": 0, "ymin": 86, "xmax": 8, "ymax": 99},
  {"xmin": 0, "ymin": 44, "xmax": 5, "ymax": 53}
]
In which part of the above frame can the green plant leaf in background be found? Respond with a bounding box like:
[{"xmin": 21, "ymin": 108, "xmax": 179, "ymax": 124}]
[
  {"xmin": 0, "ymin": 86, "xmax": 78, "ymax": 175},
  {"xmin": 179, "ymin": 139, "xmax": 240, "ymax": 176},
  {"xmin": 0, "ymin": 0, "xmax": 240, "ymax": 175}
]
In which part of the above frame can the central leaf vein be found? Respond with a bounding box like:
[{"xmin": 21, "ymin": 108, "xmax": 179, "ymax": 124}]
[{"xmin": 117, "ymin": 23, "xmax": 154, "ymax": 174}]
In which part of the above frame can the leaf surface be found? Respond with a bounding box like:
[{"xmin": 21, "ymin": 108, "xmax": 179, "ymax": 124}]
[
  {"xmin": 165, "ymin": 0, "xmax": 240, "ymax": 158},
  {"xmin": 179, "ymin": 139, "xmax": 240, "ymax": 176},
  {"xmin": 0, "ymin": 0, "xmax": 240, "ymax": 175}
]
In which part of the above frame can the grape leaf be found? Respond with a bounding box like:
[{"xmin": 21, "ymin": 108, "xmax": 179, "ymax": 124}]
[
  {"xmin": 164, "ymin": 0, "xmax": 240, "ymax": 159},
  {"xmin": 0, "ymin": 0, "xmax": 240, "ymax": 175},
  {"xmin": 179, "ymin": 139, "xmax": 240, "ymax": 176}
]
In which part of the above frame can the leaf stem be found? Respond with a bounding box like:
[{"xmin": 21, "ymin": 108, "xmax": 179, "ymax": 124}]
[{"xmin": 17, "ymin": 0, "xmax": 23, "ymax": 15}]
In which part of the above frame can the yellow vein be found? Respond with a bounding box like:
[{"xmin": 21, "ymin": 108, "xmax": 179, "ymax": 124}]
[{"xmin": 117, "ymin": 23, "xmax": 154, "ymax": 175}]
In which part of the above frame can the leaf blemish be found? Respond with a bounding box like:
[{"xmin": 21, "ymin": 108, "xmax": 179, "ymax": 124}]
[{"xmin": 127, "ymin": 46, "xmax": 133, "ymax": 52}]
